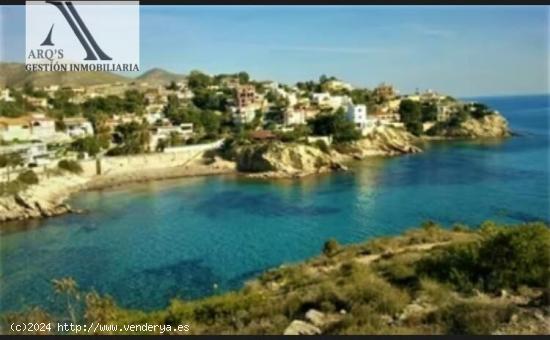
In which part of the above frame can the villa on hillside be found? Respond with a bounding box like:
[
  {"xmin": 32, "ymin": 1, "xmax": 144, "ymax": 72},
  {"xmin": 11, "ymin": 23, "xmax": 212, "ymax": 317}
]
[
  {"xmin": 231, "ymin": 85, "xmax": 266, "ymax": 124},
  {"xmin": 149, "ymin": 123, "xmax": 193, "ymax": 150},
  {"xmin": 311, "ymin": 93, "xmax": 349, "ymax": 111},
  {"xmin": 24, "ymin": 96, "xmax": 49, "ymax": 109},
  {"xmin": 63, "ymin": 117, "xmax": 95, "ymax": 138},
  {"xmin": 324, "ymin": 79, "xmax": 353, "ymax": 91},
  {"xmin": 0, "ymin": 142, "xmax": 52, "ymax": 167},
  {"xmin": 346, "ymin": 102, "xmax": 368, "ymax": 129},
  {"xmin": 283, "ymin": 108, "xmax": 306, "ymax": 126},
  {"xmin": 0, "ymin": 114, "xmax": 58, "ymax": 142}
]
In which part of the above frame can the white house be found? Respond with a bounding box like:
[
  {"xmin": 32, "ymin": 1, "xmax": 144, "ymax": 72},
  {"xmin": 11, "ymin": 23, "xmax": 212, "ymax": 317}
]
[
  {"xmin": 283, "ymin": 108, "xmax": 306, "ymax": 126},
  {"xmin": 63, "ymin": 117, "xmax": 94, "ymax": 138},
  {"xmin": 0, "ymin": 142, "xmax": 52, "ymax": 167},
  {"xmin": 0, "ymin": 88, "xmax": 15, "ymax": 102},
  {"xmin": 325, "ymin": 80, "xmax": 353, "ymax": 91},
  {"xmin": 311, "ymin": 93, "xmax": 331, "ymax": 106},
  {"xmin": 149, "ymin": 123, "xmax": 193, "ymax": 150},
  {"xmin": 29, "ymin": 114, "xmax": 57, "ymax": 140},
  {"xmin": 311, "ymin": 93, "xmax": 350, "ymax": 111},
  {"xmin": 0, "ymin": 114, "xmax": 57, "ymax": 142},
  {"xmin": 25, "ymin": 96, "xmax": 49, "ymax": 109},
  {"xmin": 145, "ymin": 112, "xmax": 167, "ymax": 125},
  {"xmin": 346, "ymin": 103, "xmax": 368, "ymax": 129},
  {"xmin": 231, "ymin": 106, "xmax": 257, "ymax": 125}
]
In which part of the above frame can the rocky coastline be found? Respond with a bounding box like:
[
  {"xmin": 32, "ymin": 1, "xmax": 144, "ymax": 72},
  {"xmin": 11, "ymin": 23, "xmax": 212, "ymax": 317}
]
[
  {"xmin": 0, "ymin": 174, "xmax": 88, "ymax": 223},
  {"xmin": 0, "ymin": 115, "xmax": 510, "ymax": 225},
  {"xmin": 0, "ymin": 156, "xmax": 236, "ymax": 225}
]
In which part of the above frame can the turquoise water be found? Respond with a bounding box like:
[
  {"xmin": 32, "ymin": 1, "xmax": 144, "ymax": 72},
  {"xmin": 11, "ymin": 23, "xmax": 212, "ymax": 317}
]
[{"xmin": 1, "ymin": 95, "xmax": 548, "ymax": 313}]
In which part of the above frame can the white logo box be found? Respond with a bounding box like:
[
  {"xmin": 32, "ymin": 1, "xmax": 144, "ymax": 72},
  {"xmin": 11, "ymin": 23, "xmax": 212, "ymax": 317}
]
[{"xmin": 26, "ymin": 1, "xmax": 140, "ymax": 71}]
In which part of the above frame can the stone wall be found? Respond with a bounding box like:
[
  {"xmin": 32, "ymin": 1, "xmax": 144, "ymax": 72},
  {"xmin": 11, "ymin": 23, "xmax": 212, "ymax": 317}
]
[{"xmin": 80, "ymin": 139, "xmax": 223, "ymax": 177}]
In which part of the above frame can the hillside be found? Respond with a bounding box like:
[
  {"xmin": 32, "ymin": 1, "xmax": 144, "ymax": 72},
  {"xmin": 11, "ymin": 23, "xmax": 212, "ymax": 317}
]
[
  {"xmin": 0, "ymin": 63, "xmax": 130, "ymax": 88},
  {"xmin": 4, "ymin": 221, "xmax": 548, "ymax": 335},
  {"xmin": 135, "ymin": 67, "xmax": 187, "ymax": 86}
]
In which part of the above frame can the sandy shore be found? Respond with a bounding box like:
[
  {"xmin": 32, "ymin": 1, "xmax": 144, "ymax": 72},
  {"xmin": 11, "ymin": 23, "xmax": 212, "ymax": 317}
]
[
  {"xmin": 85, "ymin": 157, "xmax": 237, "ymax": 190},
  {"xmin": 0, "ymin": 157, "xmax": 237, "ymax": 225}
]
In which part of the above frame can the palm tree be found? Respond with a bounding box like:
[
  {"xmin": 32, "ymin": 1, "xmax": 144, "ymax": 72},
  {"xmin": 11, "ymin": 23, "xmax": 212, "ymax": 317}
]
[{"xmin": 138, "ymin": 122, "xmax": 151, "ymax": 152}]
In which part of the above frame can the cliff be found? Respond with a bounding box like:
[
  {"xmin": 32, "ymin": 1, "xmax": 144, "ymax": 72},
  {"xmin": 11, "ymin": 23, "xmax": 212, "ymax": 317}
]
[
  {"xmin": 430, "ymin": 114, "xmax": 510, "ymax": 139},
  {"xmin": 340, "ymin": 126, "xmax": 423, "ymax": 158},
  {"xmin": 235, "ymin": 142, "xmax": 347, "ymax": 178},
  {"xmin": 0, "ymin": 174, "xmax": 88, "ymax": 223}
]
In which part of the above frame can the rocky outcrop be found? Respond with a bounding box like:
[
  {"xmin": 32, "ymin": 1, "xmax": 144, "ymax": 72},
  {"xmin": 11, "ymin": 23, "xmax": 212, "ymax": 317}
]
[
  {"xmin": 235, "ymin": 142, "xmax": 347, "ymax": 178},
  {"xmin": 340, "ymin": 126, "xmax": 423, "ymax": 159},
  {"xmin": 283, "ymin": 309, "xmax": 342, "ymax": 335},
  {"xmin": 283, "ymin": 320, "xmax": 321, "ymax": 335},
  {"xmin": 432, "ymin": 114, "xmax": 510, "ymax": 138},
  {"xmin": 0, "ymin": 174, "xmax": 88, "ymax": 223}
]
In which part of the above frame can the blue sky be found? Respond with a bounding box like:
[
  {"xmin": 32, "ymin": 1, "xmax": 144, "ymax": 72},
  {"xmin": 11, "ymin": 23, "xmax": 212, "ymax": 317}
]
[{"xmin": 2, "ymin": 5, "xmax": 548, "ymax": 96}]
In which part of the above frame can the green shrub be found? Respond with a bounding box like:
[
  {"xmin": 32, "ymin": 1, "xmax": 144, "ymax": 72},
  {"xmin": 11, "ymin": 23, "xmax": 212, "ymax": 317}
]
[
  {"xmin": 323, "ymin": 239, "xmax": 341, "ymax": 257},
  {"xmin": 418, "ymin": 223, "xmax": 550, "ymax": 293},
  {"xmin": 417, "ymin": 278, "xmax": 456, "ymax": 307},
  {"xmin": 0, "ymin": 179, "xmax": 28, "ymax": 196},
  {"xmin": 430, "ymin": 300, "xmax": 516, "ymax": 334},
  {"xmin": 344, "ymin": 265, "xmax": 410, "ymax": 315},
  {"xmin": 375, "ymin": 254, "xmax": 420, "ymax": 286},
  {"xmin": 451, "ymin": 223, "xmax": 470, "ymax": 232},
  {"xmin": 58, "ymin": 159, "xmax": 83, "ymax": 174},
  {"xmin": 17, "ymin": 170, "xmax": 39, "ymax": 185},
  {"xmin": 314, "ymin": 140, "xmax": 330, "ymax": 153}
]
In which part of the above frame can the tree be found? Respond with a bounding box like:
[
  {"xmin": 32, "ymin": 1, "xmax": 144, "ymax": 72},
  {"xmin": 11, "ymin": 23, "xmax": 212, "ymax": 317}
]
[
  {"xmin": 108, "ymin": 121, "xmax": 150, "ymax": 155},
  {"xmin": 421, "ymin": 101, "xmax": 438, "ymax": 122},
  {"xmin": 307, "ymin": 109, "xmax": 361, "ymax": 143},
  {"xmin": 0, "ymin": 152, "xmax": 24, "ymax": 182},
  {"xmin": 237, "ymin": 71, "xmax": 250, "ymax": 84},
  {"xmin": 0, "ymin": 100, "xmax": 25, "ymax": 118},
  {"xmin": 323, "ymin": 238, "xmax": 341, "ymax": 257},
  {"xmin": 123, "ymin": 90, "xmax": 146, "ymax": 115},
  {"xmin": 166, "ymin": 81, "xmax": 180, "ymax": 91},
  {"xmin": 163, "ymin": 95, "xmax": 181, "ymax": 122},
  {"xmin": 71, "ymin": 136, "xmax": 102, "ymax": 157},
  {"xmin": 23, "ymin": 81, "xmax": 35, "ymax": 96},
  {"xmin": 399, "ymin": 99, "xmax": 423, "ymax": 136},
  {"xmin": 350, "ymin": 89, "xmax": 371, "ymax": 105},
  {"xmin": 156, "ymin": 138, "xmax": 167, "ymax": 152},
  {"xmin": 49, "ymin": 88, "xmax": 80, "ymax": 117},
  {"xmin": 187, "ymin": 70, "xmax": 211, "ymax": 90},
  {"xmin": 277, "ymin": 124, "xmax": 311, "ymax": 143},
  {"xmin": 84, "ymin": 112, "xmax": 112, "ymax": 149},
  {"xmin": 200, "ymin": 111, "xmax": 221, "ymax": 137},
  {"xmin": 52, "ymin": 277, "xmax": 80, "ymax": 324},
  {"xmin": 470, "ymin": 103, "xmax": 492, "ymax": 119},
  {"xmin": 17, "ymin": 170, "xmax": 39, "ymax": 185},
  {"xmin": 192, "ymin": 89, "xmax": 225, "ymax": 111},
  {"xmin": 448, "ymin": 107, "xmax": 469, "ymax": 128}
]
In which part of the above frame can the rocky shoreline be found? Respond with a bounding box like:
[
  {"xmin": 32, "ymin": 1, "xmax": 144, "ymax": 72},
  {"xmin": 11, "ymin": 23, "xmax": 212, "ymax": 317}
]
[
  {"xmin": 0, "ymin": 157, "xmax": 236, "ymax": 225},
  {"xmin": 0, "ymin": 174, "xmax": 88, "ymax": 223},
  {"xmin": 0, "ymin": 116, "xmax": 510, "ymax": 225}
]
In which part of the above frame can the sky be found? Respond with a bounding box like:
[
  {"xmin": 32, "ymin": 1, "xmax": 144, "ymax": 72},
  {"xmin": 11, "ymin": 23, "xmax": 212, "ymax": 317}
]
[{"xmin": 1, "ymin": 5, "xmax": 549, "ymax": 97}]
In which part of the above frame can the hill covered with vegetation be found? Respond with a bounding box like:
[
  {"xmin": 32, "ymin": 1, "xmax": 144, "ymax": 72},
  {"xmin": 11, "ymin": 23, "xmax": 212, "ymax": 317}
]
[{"xmin": 0, "ymin": 63, "xmax": 130, "ymax": 88}]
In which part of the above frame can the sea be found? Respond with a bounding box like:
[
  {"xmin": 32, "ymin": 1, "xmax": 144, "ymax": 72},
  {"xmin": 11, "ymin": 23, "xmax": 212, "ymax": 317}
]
[{"xmin": 0, "ymin": 94, "xmax": 548, "ymax": 313}]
